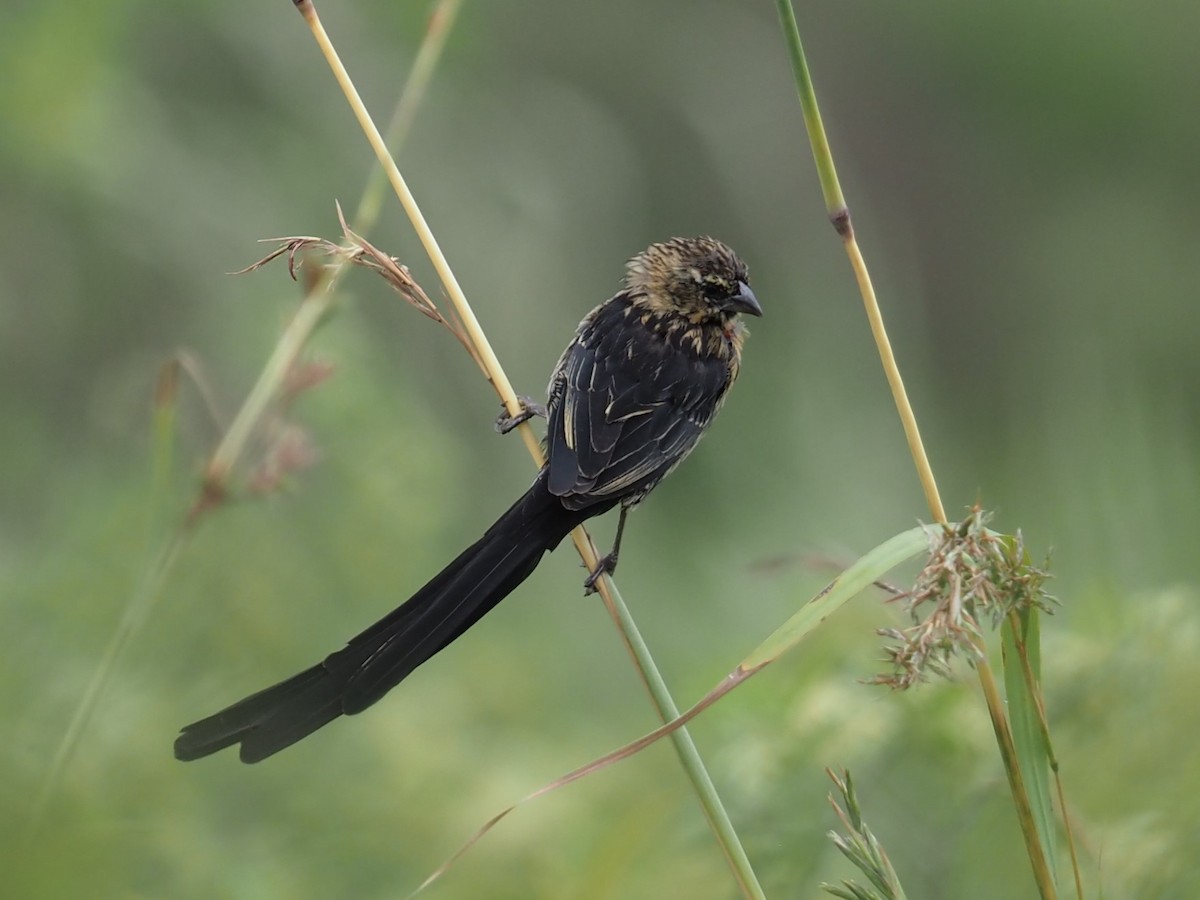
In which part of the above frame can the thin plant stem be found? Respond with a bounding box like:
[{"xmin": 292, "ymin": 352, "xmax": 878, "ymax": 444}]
[
  {"xmin": 973, "ymin": 646, "xmax": 1056, "ymax": 897},
  {"xmin": 600, "ymin": 576, "xmax": 765, "ymax": 899},
  {"xmin": 774, "ymin": 0, "xmax": 844, "ymax": 215},
  {"xmin": 213, "ymin": 4, "xmax": 466, "ymax": 501},
  {"xmin": 30, "ymin": 530, "xmax": 187, "ymax": 834},
  {"xmin": 350, "ymin": 0, "xmax": 462, "ymax": 237},
  {"xmin": 29, "ymin": 4, "xmax": 461, "ymax": 831},
  {"xmin": 774, "ymin": 3, "xmax": 1059, "ymax": 897},
  {"xmin": 202, "ymin": 275, "xmax": 333, "ymax": 499},
  {"xmin": 293, "ymin": 0, "xmax": 540, "ymax": 461},
  {"xmin": 292, "ymin": 2, "xmax": 764, "ymax": 895},
  {"xmin": 842, "ymin": 240, "xmax": 946, "ymax": 524},
  {"xmin": 774, "ymin": 0, "xmax": 944, "ymax": 525}
]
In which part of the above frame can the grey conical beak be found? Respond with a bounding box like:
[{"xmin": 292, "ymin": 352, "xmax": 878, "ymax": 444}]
[{"xmin": 723, "ymin": 281, "xmax": 762, "ymax": 317}]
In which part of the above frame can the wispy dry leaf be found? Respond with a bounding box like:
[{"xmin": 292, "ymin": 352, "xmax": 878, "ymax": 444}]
[{"xmin": 229, "ymin": 205, "xmax": 484, "ymax": 372}]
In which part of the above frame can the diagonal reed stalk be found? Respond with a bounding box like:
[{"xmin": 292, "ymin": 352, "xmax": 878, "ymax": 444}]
[
  {"xmin": 773, "ymin": 2, "xmax": 1061, "ymax": 897},
  {"xmin": 290, "ymin": 2, "xmax": 764, "ymax": 896}
]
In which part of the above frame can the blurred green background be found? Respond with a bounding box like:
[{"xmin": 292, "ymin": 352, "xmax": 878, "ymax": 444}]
[{"xmin": 4, "ymin": 1, "xmax": 1199, "ymax": 897}]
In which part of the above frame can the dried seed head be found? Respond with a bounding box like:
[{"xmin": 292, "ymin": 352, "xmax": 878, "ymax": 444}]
[{"xmin": 871, "ymin": 506, "xmax": 1054, "ymax": 690}]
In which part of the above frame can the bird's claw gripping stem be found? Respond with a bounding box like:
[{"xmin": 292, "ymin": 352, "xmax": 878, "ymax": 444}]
[
  {"xmin": 495, "ymin": 395, "xmax": 547, "ymax": 434},
  {"xmin": 583, "ymin": 505, "xmax": 629, "ymax": 595},
  {"xmin": 583, "ymin": 552, "xmax": 618, "ymax": 595}
]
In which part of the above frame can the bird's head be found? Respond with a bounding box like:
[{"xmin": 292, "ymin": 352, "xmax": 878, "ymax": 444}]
[{"xmin": 624, "ymin": 236, "xmax": 761, "ymax": 323}]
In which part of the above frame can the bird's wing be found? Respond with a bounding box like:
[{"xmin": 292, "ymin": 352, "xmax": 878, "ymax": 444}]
[{"xmin": 546, "ymin": 301, "xmax": 732, "ymax": 507}]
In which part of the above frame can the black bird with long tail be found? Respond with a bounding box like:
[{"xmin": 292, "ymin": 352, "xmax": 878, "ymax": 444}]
[{"xmin": 175, "ymin": 236, "xmax": 761, "ymax": 763}]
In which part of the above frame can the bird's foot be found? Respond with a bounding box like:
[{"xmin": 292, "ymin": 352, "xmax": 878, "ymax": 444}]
[
  {"xmin": 495, "ymin": 395, "xmax": 547, "ymax": 434},
  {"xmin": 583, "ymin": 552, "xmax": 618, "ymax": 595}
]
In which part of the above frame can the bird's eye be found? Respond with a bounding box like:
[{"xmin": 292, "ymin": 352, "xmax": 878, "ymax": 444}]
[{"xmin": 701, "ymin": 279, "xmax": 729, "ymax": 302}]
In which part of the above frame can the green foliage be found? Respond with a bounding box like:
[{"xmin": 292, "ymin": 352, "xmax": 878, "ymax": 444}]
[
  {"xmin": 821, "ymin": 769, "xmax": 908, "ymax": 900},
  {"xmin": 1002, "ymin": 608, "xmax": 1058, "ymax": 893},
  {"xmin": 2, "ymin": 1, "xmax": 1198, "ymax": 898}
]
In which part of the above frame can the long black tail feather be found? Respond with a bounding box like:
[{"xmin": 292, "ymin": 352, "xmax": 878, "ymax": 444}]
[{"xmin": 175, "ymin": 473, "xmax": 606, "ymax": 763}]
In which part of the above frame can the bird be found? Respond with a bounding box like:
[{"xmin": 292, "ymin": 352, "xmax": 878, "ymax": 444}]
[{"xmin": 174, "ymin": 236, "xmax": 762, "ymax": 763}]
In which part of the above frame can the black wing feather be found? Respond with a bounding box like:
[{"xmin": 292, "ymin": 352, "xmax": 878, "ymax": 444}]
[{"xmin": 547, "ymin": 297, "xmax": 732, "ymax": 510}]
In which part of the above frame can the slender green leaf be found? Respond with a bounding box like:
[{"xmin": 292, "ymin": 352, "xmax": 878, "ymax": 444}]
[
  {"xmin": 740, "ymin": 526, "xmax": 933, "ymax": 671},
  {"xmin": 1002, "ymin": 607, "xmax": 1057, "ymax": 889},
  {"xmin": 418, "ymin": 527, "xmax": 936, "ymax": 894}
]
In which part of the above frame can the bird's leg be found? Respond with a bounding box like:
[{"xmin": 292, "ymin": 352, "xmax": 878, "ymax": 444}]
[
  {"xmin": 584, "ymin": 505, "xmax": 629, "ymax": 595},
  {"xmin": 495, "ymin": 395, "xmax": 547, "ymax": 434}
]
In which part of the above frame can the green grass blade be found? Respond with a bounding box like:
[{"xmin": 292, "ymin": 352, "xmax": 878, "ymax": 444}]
[
  {"xmin": 740, "ymin": 526, "xmax": 932, "ymax": 672},
  {"xmin": 1002, "ymin": 607, "xmax": 1058, "ymax": 890}
]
